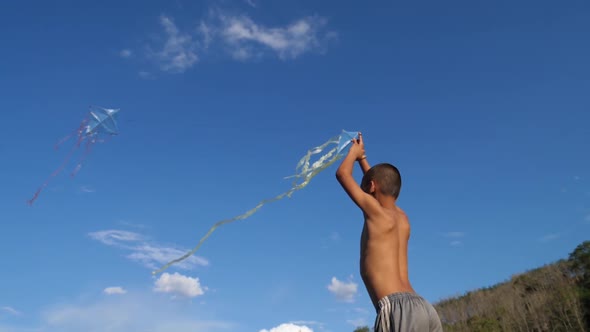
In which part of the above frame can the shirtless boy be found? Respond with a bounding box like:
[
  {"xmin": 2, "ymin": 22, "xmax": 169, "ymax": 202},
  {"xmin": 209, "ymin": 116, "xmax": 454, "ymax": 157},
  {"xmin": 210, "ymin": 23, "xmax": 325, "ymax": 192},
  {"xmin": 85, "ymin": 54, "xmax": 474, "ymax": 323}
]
[{"xmin": 335, "ymin": 133, "xmax": 443, "ymax": 332}]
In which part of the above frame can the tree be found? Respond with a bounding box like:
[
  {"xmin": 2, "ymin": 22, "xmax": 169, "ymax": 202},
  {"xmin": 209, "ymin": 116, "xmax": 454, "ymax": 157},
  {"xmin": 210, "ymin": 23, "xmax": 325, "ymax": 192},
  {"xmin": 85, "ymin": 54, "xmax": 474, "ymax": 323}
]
[
  {"xmin": 569, "ymin": 240, "xmax": 590, "ymax": 283},
  {"xmin": 353, "ymin": 326, "xmax": 370, "ymax": 332},
  {"xmin": 569, "ymin": 240, "xmax": 590, "ymax": 329}
]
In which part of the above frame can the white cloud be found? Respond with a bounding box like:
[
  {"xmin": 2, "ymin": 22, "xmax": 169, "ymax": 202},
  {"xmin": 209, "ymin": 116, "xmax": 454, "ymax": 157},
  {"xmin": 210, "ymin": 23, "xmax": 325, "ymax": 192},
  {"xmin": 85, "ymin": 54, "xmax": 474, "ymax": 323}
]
[
  {"xmin": 154, "ymin": 272, "xmax": 204, "ymax": 298},
  {"xmin": 327, "ymin": 277, "xmax": 357, "ymax": 303},
  {"xmin": 89, "ymin": 229, "xmax": 208, "ymax": 271},
  {"xmin": 152, "ymin": 15, "xmax": 199, "ymax": 73},
  {"xmin": 220, "ymin": 14, "xmax": 333, "ymax": 60},
  {"xmin": 260, "ymin": 323, "xmax": 313, "ymax": 332},
  {"xmin": 119, "ymin": 49, "xmax": 132, "ymax": 58},
  {"xmin": 244, "ymin": 0, "xmax": 257, "ymax": 8},
  {"xmin": 103, "ymin": 287, "xmax": 127, "ymax": 295},
  {"xmin": 450, "ymin": 240, "xmax": 462, "ymax": 247},
  {"xmin": 0, "ymin": 306, "xmax": 21, "ymax": 316}
]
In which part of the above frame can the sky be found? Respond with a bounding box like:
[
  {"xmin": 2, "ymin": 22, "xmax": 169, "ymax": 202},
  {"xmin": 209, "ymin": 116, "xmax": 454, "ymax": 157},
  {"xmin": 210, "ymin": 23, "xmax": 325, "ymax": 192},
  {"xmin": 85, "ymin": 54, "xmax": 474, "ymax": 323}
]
[{"xmin": 1, "ymin": 0, "xmax": 589, "ymax": 331}]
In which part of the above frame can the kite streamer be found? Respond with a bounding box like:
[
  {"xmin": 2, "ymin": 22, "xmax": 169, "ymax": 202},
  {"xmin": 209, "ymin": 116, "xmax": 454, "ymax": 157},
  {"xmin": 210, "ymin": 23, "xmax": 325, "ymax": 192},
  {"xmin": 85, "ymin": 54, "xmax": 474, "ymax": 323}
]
[
  {"xmin": 152, "ymin": 130, "xmax": 359, "ymax": 275},
  {"xmin": 27, "ymin": 106, "xmax": 119, "ymax": 205}
]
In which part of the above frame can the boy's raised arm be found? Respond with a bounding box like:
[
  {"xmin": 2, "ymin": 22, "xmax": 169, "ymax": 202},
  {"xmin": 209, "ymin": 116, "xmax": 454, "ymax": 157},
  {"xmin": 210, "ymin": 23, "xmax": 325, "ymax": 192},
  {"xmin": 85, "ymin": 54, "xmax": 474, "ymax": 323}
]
[{"xmin": 335, "ymin": 133, "xmax": 380, "ymax": 215}]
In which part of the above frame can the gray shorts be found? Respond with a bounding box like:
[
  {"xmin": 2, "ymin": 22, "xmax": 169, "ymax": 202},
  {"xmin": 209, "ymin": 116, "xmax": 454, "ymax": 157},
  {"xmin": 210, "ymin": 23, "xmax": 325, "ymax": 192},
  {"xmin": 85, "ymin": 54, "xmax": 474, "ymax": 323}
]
[{"xmin": 374, "ymin": 292, "xmax": 443, "ymax": 332}]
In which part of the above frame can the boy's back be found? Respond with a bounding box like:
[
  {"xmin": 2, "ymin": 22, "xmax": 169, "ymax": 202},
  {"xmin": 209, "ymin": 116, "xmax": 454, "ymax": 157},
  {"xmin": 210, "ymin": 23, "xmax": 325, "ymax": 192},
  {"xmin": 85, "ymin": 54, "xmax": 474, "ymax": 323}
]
[
  {"xmin": 360, "ymin": 205, "xmax": 414, "ymax": 309},
  {"xmin": 336, "ymin": 133, "xmax": 443, "ymax": 332}
]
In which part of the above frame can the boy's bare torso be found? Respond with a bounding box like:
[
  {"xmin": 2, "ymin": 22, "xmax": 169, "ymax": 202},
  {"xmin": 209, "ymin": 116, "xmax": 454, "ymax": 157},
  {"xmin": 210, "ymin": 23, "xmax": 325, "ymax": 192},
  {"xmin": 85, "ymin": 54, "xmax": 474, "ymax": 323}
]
[{"xmin": 360, "ymin": 205, "xmax": 415, "ymax": 310}]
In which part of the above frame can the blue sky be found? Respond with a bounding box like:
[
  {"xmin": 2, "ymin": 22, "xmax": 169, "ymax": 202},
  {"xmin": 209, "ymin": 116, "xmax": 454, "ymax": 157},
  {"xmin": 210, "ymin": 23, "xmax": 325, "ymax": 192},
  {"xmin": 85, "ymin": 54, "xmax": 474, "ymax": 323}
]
[{"xmin": 1, "ymin": 0, "xmax": 590, "ymax": 331}]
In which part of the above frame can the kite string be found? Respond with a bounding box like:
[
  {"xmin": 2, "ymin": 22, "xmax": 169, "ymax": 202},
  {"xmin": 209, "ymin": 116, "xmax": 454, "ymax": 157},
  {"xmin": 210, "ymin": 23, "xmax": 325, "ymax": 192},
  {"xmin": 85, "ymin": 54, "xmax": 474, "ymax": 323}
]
[{"xmin": 152, "ymin": 139, "xmax": 344, "ymax": 275}]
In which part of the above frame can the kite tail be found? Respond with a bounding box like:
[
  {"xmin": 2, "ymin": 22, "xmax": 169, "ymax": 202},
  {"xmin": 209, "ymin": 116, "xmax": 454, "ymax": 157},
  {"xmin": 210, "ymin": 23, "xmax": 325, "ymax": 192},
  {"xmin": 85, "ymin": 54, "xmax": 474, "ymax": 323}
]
[
  {"xmin": 27, "ymin": 135, "xmax": 86, "ymax": 205},
  {"xmin": 70, "ymin": 138, "xmax": 96, "ymax": 177},
  {"xmin": 152, "ymin": 141, "xmax": 344, "ymax": 275},
  {"xmin": 287, "ymin": 134, "xmax": 340, "ymax": 180},
  {"xmin": 54, "ymin": 119, "xmax": 88, "ymax": 150}
]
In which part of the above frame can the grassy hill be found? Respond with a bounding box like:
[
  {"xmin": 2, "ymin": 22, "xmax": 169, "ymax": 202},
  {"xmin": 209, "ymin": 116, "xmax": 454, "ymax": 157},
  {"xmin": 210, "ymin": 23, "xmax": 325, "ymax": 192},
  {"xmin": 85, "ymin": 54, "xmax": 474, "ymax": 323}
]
[{"xmin": 433, "ymin": 241, "xmax": 590, "ymax": 332}]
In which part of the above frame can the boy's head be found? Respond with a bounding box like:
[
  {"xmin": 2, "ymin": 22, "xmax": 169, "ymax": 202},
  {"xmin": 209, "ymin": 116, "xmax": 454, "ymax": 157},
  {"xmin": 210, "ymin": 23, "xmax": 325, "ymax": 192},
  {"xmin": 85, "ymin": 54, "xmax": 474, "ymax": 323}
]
[{"xmin": 361, "ymin": 163, "xmax": 402, "ymax": 199}]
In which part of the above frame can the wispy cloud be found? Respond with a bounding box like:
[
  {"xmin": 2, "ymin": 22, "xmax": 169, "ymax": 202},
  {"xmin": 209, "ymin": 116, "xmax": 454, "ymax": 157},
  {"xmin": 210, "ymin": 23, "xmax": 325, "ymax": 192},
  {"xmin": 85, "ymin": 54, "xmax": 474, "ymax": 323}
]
[
  {"xmin": 88, "ymin": 230, "xmax": 208, "ymax": 271},
  {"xmin": 133, "ymin": 10, "xmax": 335, "ymax": 74},
  {"xmin": 150, "ymin": 15, "xmax": 199, "ymax": 73},
  {"xmin": 327, "ymin": 276, "xmax": 358, "ymax": 303},
  {"xmin": 329, "ymin": 232, "xmax": 341, "ymax": 241},
  {"xmin": 198, "ymin": 21, "xmax": 213, "ymax": 49},
  {"xmin": 321, "ymin": 231, "xmax": 341, "ymax": 249},
  {"xmin": 79, "ymin": 186, "xmax": 95, "ymax": 193},
  {"xmin": 138, "ymin": 71, "xmax": 155, "ymax": 80},
  {"xmin": 1, "ymin": 306, "xmax": 22, "ymax": 316},
  {"xmin": 539, "ymin": 233, "xmax": 561, "ymax": 243},
  {"xmin": 127, "ymin": 244, "xmax": 208, "ymax": 270},
  {"xmin": 89, "ymin": 230, "xmax": 145, "ymax": 245},
  {"xmin": 219, "ymin": 14, "xmax": 334, "ymax": 60},
  {"xmin": 38, "ymin": 293, "xmax": 233, "ymax": 332},
  {"xmin": 260, "ymin": 323, "xmax": 313, "ymax": 332},
  {"xmin": 153, "ymin": 272, "xmax": 205, "ymax": 298},
  {"xmin": 119, "ymin": 49, "xmax": 133, "ymax": 58},
  {"xmin": 103, "ymin": 287, "xmax": 127, "ymax": 295},
  {"xmin": 442, "ymin": 231, "xmax": 465, "ymax": 246},
  {"xmin": 244, "ymin": 0, "xmax": 257, "ymax": 8}
]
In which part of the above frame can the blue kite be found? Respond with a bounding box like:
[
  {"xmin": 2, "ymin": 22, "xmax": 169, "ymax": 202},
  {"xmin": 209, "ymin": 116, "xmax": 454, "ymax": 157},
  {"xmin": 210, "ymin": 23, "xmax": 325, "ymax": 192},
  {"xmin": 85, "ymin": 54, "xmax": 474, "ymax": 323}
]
[{"xmin": 28, "ymin": 106, "xmax": 120, "ymax": 205}]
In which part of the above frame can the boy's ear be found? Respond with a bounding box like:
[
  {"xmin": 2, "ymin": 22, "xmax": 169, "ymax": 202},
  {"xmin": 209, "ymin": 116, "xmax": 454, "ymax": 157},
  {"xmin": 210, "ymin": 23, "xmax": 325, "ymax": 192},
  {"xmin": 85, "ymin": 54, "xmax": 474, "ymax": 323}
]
[{"xmin": 369, "ymin": 180, "xmax": 376, "ymax": 194}]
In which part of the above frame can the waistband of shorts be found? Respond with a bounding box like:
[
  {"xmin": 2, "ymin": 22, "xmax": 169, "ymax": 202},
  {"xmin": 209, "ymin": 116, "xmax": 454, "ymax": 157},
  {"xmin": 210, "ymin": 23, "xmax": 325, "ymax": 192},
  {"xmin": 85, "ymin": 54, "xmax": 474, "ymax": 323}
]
[{"xmin": 377, "ymin": 292, "xmax": 423, "ymax": 310}]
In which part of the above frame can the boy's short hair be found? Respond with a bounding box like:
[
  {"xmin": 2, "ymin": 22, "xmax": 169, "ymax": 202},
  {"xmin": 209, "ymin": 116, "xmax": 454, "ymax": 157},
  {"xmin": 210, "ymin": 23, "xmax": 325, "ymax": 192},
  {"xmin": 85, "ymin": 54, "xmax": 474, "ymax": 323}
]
[{"xmin": 361, "ymin": 163, "xmax": 402, "ymax": 198}]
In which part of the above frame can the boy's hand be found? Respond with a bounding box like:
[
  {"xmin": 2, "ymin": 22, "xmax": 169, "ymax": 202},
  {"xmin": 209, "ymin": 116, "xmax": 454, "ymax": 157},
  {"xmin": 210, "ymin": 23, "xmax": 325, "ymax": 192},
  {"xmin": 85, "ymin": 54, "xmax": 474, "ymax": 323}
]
[{"xmin": 348, "ymin": 132, "xmax": 366, "ymax": 161}]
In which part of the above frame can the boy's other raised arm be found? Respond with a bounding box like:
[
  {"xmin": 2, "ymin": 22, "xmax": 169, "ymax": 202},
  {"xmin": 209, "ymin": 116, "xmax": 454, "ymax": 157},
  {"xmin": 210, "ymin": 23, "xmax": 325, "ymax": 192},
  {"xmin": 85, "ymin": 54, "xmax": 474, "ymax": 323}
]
[{"xmin": 358, "ymin": 155, "xmax": 370, "ymax": 174}]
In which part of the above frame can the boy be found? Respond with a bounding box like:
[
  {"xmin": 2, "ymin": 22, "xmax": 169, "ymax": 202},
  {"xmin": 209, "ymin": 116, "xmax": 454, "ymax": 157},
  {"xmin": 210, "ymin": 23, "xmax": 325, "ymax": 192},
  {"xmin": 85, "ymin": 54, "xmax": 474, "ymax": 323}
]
[{"xmin": 335, "ymin": 132, "xmax": 443, "ymax": 332}]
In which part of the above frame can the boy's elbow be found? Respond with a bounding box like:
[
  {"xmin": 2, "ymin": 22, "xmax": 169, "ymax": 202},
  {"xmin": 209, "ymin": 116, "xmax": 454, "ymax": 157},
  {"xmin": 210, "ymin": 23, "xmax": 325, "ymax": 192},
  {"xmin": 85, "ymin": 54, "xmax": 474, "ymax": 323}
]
[{"xmin": 335, "ymin": 170, "xmax": 348, "ymax": 183}]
